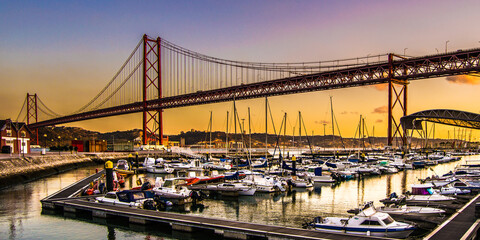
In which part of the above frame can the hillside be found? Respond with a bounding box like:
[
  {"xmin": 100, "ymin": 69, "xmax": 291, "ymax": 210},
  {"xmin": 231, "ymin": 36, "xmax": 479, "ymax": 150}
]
[{"xmin": 33, "ymin": 126, "xmax": 472, "ymax": 150}]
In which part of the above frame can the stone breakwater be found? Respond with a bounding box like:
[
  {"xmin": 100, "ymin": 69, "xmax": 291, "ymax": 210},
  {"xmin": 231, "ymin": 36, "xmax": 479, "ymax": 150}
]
[{"xmin": 0, "ymin": 153, "xmax": 133, "ymax": 189}]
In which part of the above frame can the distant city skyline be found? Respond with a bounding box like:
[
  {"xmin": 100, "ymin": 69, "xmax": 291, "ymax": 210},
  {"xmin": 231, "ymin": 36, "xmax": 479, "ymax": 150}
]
[{"xmin": 1, "ymin": 0, "xmax": 480, "ymax": 139}]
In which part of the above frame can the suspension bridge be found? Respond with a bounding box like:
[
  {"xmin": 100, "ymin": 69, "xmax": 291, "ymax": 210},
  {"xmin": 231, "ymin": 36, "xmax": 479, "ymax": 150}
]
[{"xmin": 18, "ymin": 34, "xmax": 480, "ymax": 146}]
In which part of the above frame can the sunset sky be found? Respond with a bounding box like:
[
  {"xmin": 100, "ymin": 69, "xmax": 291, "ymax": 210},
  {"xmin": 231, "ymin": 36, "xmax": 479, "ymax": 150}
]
[{"xmin": 1, "ymin": 0, "xmax": 480, "ymax": 139}]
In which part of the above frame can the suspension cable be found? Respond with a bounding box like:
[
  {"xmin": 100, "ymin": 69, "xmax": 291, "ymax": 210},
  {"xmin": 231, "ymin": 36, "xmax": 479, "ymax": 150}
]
[
  {"xmin": 15, "ymin": 97, "xmax": 27, "ymax": 122},
  {"xmin": 75, "ymin": 38, "xmax": 143, "ymax": 113}
]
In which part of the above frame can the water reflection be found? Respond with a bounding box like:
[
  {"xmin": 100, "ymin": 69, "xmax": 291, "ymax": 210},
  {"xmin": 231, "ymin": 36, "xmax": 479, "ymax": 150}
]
[
  {"xmin": 0, "ymin": 155, "xmax": 476, "ymax": 239},
  {"xmin": 107, "ymin": 226, "xmax": 115, "ymax": 240}
]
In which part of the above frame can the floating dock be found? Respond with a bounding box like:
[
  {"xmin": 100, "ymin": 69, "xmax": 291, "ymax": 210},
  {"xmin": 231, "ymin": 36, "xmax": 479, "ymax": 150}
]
[
  {"xmin": 424, "ymin": 194, "xmax": 480, "ymax": 240},
  {"xmin": 41, "ymin": 171, "xmax": 480, "ymax": 240}
]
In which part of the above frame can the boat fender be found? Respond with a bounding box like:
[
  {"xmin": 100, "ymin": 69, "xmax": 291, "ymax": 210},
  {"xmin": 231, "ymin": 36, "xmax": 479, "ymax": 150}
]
[
  {"xmin": 98, "ymin": 183, "xmax": 105, "ymax": 193},
  {"xmin": 143, "ymin": 200, "xmax": 156, "ymax": 210},
  {"xmin": 118, "ymin": 179, "xmax": 125, "ymax": 188}
]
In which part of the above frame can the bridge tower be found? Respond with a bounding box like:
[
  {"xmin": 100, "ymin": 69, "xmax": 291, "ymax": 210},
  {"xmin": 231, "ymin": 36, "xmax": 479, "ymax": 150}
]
[
  {"xmin": 142, "ymin": 35, "xmax": 163, "ymax": 145},
  {"xmin": 26, "ymin": 93, "xmax": 39, "ymax": 145},
  {"xmin": 387, "ymin": 54, "xmax": 408, "ymax": 148}
]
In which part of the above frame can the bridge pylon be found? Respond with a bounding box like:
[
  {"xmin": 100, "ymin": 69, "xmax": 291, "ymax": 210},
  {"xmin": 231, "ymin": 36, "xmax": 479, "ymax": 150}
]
[
  {"xmin": 387, "ymin": 54, "xmax": 408, "ymax": 148},
  {"xmin": 26, "ymin": 93, "xmax": 39, "ymax": 145},
  {"xmin": 142, "ymin": 35, "xmax": 163, "ymax": 145}
]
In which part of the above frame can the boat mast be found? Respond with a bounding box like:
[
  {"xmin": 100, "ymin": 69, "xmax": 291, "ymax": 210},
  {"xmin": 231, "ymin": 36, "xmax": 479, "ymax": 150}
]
[
  {"xmin": 248, "ymin": 107, "xmax": 252, "ymax": 163},
  {"xmin": 330, "ymin": 96, "xmax": 334, "ymax": 138},
  {"xmin": 283, "ymin": 112, "xmax": 287, "ymax": 160},
  {"xmin": 226, "ymin": 111, "xmax": 229, "ymax": 156},
  {"xmin": 299, "ymin": 111, "xmax": 302, "ymax": 152},
  {"xmin": 362, "ymin": 115, "xmax": 365, "ymax": 151},
  {"xmin": 234, "ymin": 97, "xmax": 238, "ymax": 170},
  {"xmin": 265, "ymin": 96, "xmax": 268, "ymax": 161},
  {"xmin": 209, "ymin": 111, "xmax": 212, "ymax": 156}
]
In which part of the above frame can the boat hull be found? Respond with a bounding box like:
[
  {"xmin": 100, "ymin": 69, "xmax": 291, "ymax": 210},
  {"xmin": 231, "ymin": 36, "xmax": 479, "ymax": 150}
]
[{"xmin": 314, "ymin": 224, "xmax": 415, "ymax": 238}]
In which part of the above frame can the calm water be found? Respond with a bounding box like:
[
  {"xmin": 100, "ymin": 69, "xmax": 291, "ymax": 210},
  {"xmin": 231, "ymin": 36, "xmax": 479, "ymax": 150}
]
[{"xmin": 0, "ymin": 155, "xmax": 476, "ymax": 239}]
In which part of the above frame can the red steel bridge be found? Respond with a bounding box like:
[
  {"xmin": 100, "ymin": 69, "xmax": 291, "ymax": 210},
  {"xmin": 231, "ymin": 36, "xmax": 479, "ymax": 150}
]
[{"xmin": 20, "ymin": 34, "xmax": 480, "ymax": 146}]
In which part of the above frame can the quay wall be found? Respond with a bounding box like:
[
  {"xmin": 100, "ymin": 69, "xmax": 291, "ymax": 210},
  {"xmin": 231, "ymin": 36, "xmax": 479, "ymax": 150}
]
[{"xmin": 0, "ymin": 152, "xmax": 134, "ymax": 189}]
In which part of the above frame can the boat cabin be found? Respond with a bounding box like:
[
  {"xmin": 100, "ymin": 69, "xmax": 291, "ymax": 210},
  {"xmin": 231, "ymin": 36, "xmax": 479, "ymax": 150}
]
[{"xmin": 411, "ymin": 184, "xmax": 434, "ymax": 195}]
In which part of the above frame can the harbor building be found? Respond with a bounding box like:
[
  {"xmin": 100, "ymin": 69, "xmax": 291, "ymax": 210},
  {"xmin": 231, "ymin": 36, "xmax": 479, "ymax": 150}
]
[{"xmin": 0, "ymin": 119, "xmax": 32, "ymax": 154}]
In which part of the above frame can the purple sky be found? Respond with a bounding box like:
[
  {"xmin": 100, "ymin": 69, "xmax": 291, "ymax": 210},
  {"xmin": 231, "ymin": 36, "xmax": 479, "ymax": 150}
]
[{"xmin": 1, "ymin": 0, "xmax": 480, "ymax": 138}]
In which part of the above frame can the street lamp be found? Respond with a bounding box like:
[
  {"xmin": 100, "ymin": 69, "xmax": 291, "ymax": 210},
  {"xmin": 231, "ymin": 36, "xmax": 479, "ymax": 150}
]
[
  {"xmin": 403, "ymin": 48, "xmax": 408, "ymax": 57},
  {"xmin": 43, "ymin": 134, "xmax": 47, "ymax": 149},
  {"xmin": 445, "ymin": 40, "xmax": 450, "ymax": 53}
]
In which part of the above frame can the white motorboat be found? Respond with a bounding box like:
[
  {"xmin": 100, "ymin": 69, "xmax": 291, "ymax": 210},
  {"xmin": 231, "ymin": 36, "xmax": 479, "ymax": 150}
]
[
  {"xmin": 300, "ymin": 167, "xmax": 335, "ymax": 183},
  {"xmin": 288, "ymin": 178, "xmax": 313, "ymax": 188},
  {"xmin": 406, "ymin": 184, "xmax": 456, "ymax": 204},
  {"xmin": 377, "ymin": 204, "xmax": 445, "ymax": 217},
  {"xmin": 216, "ymin": 182, "xmax": 256, "ymax": 196},
  {"xmin": 202, "ymin": 161, "xmax": 232, "ymax": 170},
  {"xmin": 143, "ymin": 157, "xmax": 156, "ymax": 167},
  {"xmin": 95, "ymin": 190, "xmax": 153, "ymax": 208},
  {"xmin": 435, "ymin": 187, "xmax": 470, "ymax": 195},
  {"xmin": 312, "ymin": 202, "xmax": 416, "ymax": 238},
  {"xmin": 146, "ymin": 165, "xmax": 175, "ymax": 174},
  {"xmin": 152, "ymin": 178, "xmax": 192, "ymax": 200}
]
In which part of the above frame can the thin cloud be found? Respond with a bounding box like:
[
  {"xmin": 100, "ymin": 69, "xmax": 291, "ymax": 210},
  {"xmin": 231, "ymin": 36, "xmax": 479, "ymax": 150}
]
[
  {"xmin": 446, "ymin": 75, "xmax": 480, "ymax": 85},
  {"xmin": 315, "ymin": 120, "xmax": 329, "ymax": 124},
  {"xmin": 372, "ymin": 83, "xmax": 388, "ymax": 91},
  {"xmin": 340, "ymin": 111, "xmax": 348, "ymax": 115},
  {"xmin": 372, "ymin": 106, "xmax": 388, "ymax": 114}
]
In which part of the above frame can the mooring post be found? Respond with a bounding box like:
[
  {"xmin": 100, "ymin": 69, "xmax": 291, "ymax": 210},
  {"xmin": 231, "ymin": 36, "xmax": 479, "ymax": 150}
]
[
  {"xmin": 135, "ymin": 152, "xmax": 139, "ymax": 169},
  {"xmin": 105, "ymin": 161, "xmax": 114, "ymax": 192},
  {"xmin": 292, "ymin": 155, "xmax": 297, "ymax": 177}
]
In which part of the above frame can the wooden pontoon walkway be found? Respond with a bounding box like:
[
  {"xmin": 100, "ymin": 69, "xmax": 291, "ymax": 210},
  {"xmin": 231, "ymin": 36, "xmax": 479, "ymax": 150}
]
[
  {"xmin": 43, "ymin": 170, "xmax": 104, "ymax": 200},
  {"xmin": 424, "ymin": 193, "xmax": 480, "ymax": 240},
  {"xmin": 40, "ymin": 171, "xmax": 395, "ymax": 240},
  {"xmin": 45, "ymin": 197, "xmax": 393, "ymax": 240}
]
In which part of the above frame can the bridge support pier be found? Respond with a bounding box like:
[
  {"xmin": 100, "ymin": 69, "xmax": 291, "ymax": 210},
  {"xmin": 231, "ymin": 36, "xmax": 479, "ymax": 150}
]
[
  {"xmin": 142, "ymin": 35, "xmax": 163, "ymax": 146},
  {"xmin": 26, "ymin": 93, "xmax": 39, "ymax": 145},
  {"xmin": 387, "ymin": 54, "xmax": 408, "ymax": 148}
]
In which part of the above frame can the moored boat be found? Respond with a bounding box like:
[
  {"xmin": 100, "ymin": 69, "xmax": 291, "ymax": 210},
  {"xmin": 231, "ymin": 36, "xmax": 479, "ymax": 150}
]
[{"xmin": 311, "ymin": 202, "xmax": 416, "ymax": 238}]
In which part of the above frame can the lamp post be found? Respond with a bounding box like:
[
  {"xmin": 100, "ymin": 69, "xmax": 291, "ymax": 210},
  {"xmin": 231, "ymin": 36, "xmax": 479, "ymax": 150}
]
[
  {"xmin": 445, "ymin": 40, "xmax": 450, "ymax": 53},
  {"xmin": 43, "ymin": 134, "xmax": 47, "ymax": 149},
  {"xmin": 403, "ymin": 48, "xmax": 408, "ymax": 57}
]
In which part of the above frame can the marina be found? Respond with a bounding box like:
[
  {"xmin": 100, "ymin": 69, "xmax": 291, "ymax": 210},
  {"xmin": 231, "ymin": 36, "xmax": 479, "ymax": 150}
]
[
  {"xmin": 2, "ymin": 2, "xmax": 480, "ymax": 240},
  {"xmin": 12, "ymin": 153, "xmax": 477, "ymax": 239}
]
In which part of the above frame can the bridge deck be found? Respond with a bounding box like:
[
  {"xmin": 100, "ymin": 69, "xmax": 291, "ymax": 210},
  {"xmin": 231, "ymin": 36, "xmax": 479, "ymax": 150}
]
[{"xmin": 425, "ymin": 193, "xmax": 480, "ymax": 240}]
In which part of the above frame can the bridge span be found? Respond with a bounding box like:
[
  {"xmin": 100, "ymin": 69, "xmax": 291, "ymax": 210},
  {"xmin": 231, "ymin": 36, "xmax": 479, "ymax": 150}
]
[{"xmin": 23, "ymin": 35, "xmax": 480, "ymax": 146}]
